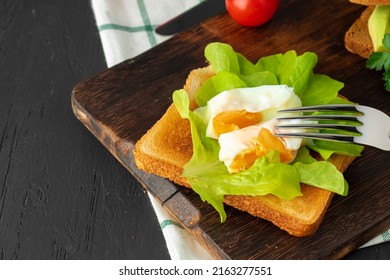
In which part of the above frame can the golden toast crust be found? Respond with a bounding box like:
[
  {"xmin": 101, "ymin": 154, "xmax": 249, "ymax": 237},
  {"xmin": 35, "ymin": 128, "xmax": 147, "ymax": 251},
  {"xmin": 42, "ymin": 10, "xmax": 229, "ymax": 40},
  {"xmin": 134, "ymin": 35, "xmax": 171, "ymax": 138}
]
[
  {"xmin": 345, "ymin": 6, "xmax": 375, "ymax": 59},
  {"xmin": 349, "ymin": 0, "xmax": 390, "ymax": 5}
]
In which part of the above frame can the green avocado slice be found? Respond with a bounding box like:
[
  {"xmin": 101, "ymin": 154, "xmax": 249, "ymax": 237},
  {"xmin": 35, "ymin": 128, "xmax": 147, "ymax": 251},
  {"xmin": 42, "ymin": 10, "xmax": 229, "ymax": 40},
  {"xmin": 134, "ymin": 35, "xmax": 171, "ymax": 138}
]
[{"xmin": 368, "ymin": 5, "xmax": 390, "ymax": 52}]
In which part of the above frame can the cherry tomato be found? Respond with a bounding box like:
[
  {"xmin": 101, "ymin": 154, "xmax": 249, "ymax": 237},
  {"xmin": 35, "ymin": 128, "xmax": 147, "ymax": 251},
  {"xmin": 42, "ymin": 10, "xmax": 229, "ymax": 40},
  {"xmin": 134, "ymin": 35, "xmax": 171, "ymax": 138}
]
[{"xmin": 225, "ymin": 0, "xmax": 280, "ymax": 27}]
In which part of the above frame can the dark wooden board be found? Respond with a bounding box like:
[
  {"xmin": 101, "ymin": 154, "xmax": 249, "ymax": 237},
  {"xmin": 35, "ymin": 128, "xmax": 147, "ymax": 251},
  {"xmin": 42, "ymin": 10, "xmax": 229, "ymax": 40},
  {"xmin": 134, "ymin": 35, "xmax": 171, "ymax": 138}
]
[{"xmin": 71, "ymin": 0, "xmax": 390, "ymax": 259}]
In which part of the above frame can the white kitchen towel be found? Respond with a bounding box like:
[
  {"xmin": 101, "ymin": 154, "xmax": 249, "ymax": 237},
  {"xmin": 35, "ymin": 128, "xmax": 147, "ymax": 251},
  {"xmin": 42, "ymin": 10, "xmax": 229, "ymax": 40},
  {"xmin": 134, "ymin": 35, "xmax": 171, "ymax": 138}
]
[{"xmin": 90, "ymin": 0, "xmax": 390, "ymax": 259}]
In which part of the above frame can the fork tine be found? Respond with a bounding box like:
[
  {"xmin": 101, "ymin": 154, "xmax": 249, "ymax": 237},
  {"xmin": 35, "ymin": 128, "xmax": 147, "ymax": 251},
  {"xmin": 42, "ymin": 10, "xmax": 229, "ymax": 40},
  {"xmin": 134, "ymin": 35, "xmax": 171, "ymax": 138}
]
[
  {"xmin": 275, "ymin": 123, "xmax": 362, "ymax": 135},
  {"xmin": 274, "ymin": 132, "xmax": 356, "ymax": 143},
  {"xmin": 278, "ymin": 104, "xmax": 363, "ymax": 114},
  {"xmin": 277, "ymin": 114, "xmax": 363, "ymax": 123},
  {"xmin": 277, "ymin": 104, "xmax": 364, "ymax": 124}
]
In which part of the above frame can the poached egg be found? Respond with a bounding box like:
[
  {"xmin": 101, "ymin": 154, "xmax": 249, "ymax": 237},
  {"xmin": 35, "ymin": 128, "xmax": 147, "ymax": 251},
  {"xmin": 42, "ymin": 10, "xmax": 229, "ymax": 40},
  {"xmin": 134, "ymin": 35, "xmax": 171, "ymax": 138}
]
[{"xmin": 194, "ymin": 85, "xmax": 303, "ymax": 173}]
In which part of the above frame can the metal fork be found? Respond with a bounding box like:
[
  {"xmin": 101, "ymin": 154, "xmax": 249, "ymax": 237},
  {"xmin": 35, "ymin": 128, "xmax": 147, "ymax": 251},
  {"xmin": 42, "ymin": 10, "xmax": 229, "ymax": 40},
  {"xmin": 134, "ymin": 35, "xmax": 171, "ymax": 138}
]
[{"xmin": 275, "ymin": 104, "xmax": 390, "ymax": 151}]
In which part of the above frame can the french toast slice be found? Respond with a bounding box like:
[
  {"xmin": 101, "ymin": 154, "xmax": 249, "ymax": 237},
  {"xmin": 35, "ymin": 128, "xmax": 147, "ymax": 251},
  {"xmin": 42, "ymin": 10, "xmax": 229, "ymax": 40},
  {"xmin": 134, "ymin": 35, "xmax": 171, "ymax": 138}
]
[{"xmin": 133, "ymin": 66, "xmax": 356, "ymax": 237}]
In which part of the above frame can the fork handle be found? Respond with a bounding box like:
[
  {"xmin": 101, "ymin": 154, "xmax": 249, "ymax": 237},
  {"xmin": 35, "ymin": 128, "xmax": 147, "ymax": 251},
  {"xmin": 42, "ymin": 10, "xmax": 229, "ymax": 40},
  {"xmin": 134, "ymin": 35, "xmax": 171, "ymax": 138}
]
[{"xmin": 355, "ymin": 105, "xmax": 390, "ymax": 151}]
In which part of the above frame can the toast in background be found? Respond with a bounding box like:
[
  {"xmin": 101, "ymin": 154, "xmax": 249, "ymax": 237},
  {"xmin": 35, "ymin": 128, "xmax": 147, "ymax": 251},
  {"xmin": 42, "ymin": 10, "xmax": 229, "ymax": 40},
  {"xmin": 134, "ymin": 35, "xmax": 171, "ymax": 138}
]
[
  {"xmin": 349, "ymin": 0, "xmax": 390, "ymax": 4},
  {"xmin": 345, "ymin": 6, "xmax": 375, "ymax": 59},
  {"xmin": 133, "ymin": 67, "xmax": 356, "ymax": 237},
  {"xmin": 345, "ymin": 0, "xmax": 390, "ymax": 58}
]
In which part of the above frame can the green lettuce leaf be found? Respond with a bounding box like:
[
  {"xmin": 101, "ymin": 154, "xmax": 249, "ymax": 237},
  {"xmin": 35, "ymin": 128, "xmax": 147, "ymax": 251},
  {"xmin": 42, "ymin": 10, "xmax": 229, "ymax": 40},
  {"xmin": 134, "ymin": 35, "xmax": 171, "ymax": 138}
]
[
  {"xmin": 292, "ymin": 147, "xmax": 348, "ymax": 195},
  {"xmin": 308, "ymin": 140, "xmax": 364, "ymax": 160},
  {"xmin": 173, "ymin": 90, "xmax": 223, "ymax": 175},
  {"xmin": 195, "ymin": 71, "xmax": 247, "ymax": 107},
  {"xmin": 301, "ymin": 74, "xmax": 344, "ymax": 106},
  {"xmin": 189, "ymin": 151, "xmax": 302, "ymax": 222},
  {"xmin": 294, "ymin": 161, "xmax": 349, "ymax": 196},
  {"xmin": 256, "ymin": 51, "xmax": 318, "ymax": 97},
  {"xmin": 204, "ymin": 42, "xmax": 240, "ymax": 74},
  {"xmin": 239, "ymin": 71, "xmax": 279, "ymax": 87}
]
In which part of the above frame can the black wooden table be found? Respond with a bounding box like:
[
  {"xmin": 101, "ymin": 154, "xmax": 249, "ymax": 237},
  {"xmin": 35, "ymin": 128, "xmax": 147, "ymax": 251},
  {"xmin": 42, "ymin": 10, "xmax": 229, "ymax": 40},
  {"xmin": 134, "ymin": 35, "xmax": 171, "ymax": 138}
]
[{"xmin": 0, "ymin": 0, "xmax": 388, "ymax": 260}]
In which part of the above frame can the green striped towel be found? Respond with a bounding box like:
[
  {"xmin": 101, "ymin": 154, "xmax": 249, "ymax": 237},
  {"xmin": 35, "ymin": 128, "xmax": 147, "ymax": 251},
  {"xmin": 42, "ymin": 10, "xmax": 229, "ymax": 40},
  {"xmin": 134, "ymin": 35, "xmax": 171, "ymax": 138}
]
[{"xmin": 91, "ymin": 0, "xmax": 389, "ymax": 259}]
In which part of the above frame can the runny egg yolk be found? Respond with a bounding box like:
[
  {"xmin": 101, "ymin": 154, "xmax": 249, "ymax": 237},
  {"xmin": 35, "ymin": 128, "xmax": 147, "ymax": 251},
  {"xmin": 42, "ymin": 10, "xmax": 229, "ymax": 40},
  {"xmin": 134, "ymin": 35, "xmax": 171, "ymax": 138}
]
[
  {"xmin": 229, "ymin": 128, "xmax": 294, "ymax": 173},
  {"xmin": 212, "ymin": 110, "xmax": 262, "ymax": 136}
]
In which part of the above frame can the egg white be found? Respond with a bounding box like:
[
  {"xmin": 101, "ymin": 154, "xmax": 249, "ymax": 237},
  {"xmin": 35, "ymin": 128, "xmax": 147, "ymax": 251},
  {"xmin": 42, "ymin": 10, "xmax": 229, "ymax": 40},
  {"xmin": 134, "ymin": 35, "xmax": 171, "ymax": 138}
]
[{"xmin": 194, "ymin": 85, "xmax": 302, "ymax": 139}]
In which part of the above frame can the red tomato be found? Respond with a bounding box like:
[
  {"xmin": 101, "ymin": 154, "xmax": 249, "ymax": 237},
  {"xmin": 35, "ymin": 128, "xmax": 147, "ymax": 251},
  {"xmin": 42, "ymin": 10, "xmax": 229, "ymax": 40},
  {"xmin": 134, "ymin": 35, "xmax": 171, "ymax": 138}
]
[{"xmin": 225, "ymin": 0, "xmax": 280, "ymax": 27}]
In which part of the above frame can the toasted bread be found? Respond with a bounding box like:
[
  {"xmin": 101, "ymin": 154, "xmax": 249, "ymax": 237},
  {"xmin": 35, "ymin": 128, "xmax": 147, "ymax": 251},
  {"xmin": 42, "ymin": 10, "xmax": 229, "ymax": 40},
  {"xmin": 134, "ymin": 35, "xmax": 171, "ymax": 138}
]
[
  {"xmin": 345, "ymin": 6, "xmax": 375, "ymax": 59},
  {"xmin": 349, "ymin": 0, "xmax": 390, "ymax": 5},
  {"xmin": 133, "ymin": 67, "xmax": 356, "ymax": 237},
  {"xmin": 134, "ymin": 67, "xmax": 215, "ymax": 186}
]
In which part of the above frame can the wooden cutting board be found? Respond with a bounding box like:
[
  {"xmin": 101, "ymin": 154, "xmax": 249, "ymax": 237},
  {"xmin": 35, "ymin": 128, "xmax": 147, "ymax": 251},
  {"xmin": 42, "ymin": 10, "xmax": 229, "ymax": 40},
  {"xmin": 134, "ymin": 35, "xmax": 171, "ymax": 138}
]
[{"xmin": 71, "ymin": 0, "xmax": 390, "ymax": 259}]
